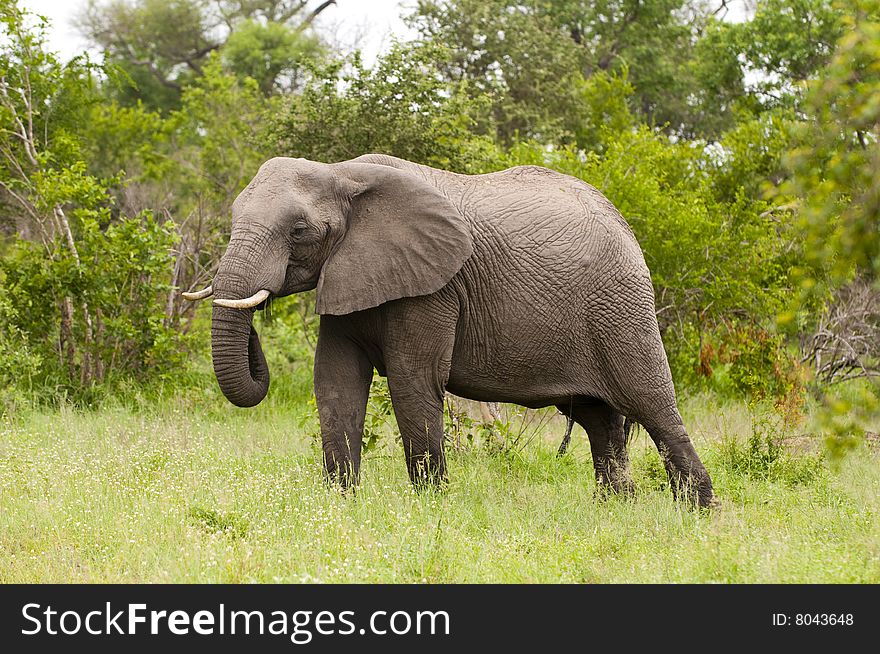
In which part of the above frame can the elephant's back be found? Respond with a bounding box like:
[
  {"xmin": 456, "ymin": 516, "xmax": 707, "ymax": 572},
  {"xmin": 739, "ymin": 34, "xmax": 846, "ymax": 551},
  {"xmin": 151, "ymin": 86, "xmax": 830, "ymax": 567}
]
[
  {"xmin": 461, "ymin": 165, "xmax": 647, "ymax": 279},
  {"xmin": 351, "ymin": 154, "xmax": 648, "ymax": 280}
]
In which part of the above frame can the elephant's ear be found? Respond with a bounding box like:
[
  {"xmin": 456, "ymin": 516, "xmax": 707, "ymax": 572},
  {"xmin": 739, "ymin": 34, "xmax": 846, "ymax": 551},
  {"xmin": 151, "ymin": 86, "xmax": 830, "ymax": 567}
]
[{"xmin": 315, "ymin": 163, "xmax": 473, "ymax": 315}]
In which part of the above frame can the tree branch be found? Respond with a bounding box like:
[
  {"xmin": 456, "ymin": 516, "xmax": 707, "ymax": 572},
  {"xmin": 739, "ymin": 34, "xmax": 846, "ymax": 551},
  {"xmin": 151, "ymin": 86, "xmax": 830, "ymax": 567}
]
[{"xmin": 297, "ymin": 0, "xmax": 336, "ymax": 31}]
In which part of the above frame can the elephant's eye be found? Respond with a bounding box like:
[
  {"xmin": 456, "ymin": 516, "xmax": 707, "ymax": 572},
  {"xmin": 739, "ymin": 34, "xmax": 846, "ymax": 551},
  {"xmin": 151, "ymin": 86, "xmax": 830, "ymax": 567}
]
[{"xmin": 291, "ymin": 220, "xmax": 309, "ymax": 239}]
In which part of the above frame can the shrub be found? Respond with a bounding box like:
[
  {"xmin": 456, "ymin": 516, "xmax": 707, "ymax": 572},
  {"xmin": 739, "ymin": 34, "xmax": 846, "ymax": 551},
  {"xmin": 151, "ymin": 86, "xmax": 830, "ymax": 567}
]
[{"xmin": 0, "ymin": 208, "xmax": 185, "ymax": 403}]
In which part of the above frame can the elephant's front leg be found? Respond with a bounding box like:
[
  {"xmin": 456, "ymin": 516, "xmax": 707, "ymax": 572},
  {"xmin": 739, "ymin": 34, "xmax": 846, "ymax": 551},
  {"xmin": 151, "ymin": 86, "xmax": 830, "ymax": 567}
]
[
  {"xmin": 387, "ymin": 376, "xmax": 448, "ymax": 485},
  {"xmin": 383, "ymin": 298, "xmax": 457, "ymax": 486},
  {"xmin": 314, "ymin": 318, "xmax": 374, "ymax": 487}
]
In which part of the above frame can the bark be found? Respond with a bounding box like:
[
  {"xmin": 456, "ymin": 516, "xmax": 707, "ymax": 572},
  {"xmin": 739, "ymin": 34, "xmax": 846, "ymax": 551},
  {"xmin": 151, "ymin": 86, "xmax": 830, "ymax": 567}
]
[{"xmin": 55, "ymin": 205, "xmax": 95, "ymax": 385}]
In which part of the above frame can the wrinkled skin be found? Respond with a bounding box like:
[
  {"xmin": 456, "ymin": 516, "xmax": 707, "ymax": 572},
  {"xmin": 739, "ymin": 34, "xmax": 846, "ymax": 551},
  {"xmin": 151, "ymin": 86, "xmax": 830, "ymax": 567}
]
[{"xmin": 209, "ymin": 154, "xmax": 716, "ymax": 507}]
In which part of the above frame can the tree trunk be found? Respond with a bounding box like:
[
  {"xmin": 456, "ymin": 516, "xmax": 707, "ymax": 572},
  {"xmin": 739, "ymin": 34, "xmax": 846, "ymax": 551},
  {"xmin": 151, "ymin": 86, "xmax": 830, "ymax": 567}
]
[
  {"xmin": 480, "ymin": 401, "xmax": 501, "ymax": 423},
  {"xmin": 54, "ymin": 205, "xmax": 94, "ymax": 385},
  {"xmin": 60, "ymin": 296, "xmax": 76, "ymax": 381}
]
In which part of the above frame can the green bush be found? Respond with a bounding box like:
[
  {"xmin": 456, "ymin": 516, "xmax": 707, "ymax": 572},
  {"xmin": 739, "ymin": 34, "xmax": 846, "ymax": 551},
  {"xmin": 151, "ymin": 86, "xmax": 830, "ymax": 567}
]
[
  {"xmin": 717, "ymin": 423, "xmax": 825, "ymax": 488},
  {"xmin": 0, "ymin": 294, "xmax": 42, "ymax": 409},
  {"xmin": 268, "ymin": 44, "xmax": 502, "ymax": 173},
  {"xmin": 0, "ymin": 208, "xmax": 185, "ymax": 404}
]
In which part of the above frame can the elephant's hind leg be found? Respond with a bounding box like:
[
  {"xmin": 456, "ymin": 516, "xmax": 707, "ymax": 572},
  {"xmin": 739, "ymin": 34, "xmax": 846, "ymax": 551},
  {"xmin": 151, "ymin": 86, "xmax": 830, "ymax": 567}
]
[
  {"xmin": 639, "ymin": 408, "xmax": 715, "ymax": 507},
  {"xmin": 314, "ymin": 319, "xmax": 374, "ymax": 487},
  {"xmin": 587, "ymin": 281, "xmax": 716, "ymax": 507},
  {"xmin": 560, "ymin": 400, "xmax": 634, "ymax": 496},
  {"xmin": 599, "ymin": 359, "xmax": 715, "ymax": 506}
]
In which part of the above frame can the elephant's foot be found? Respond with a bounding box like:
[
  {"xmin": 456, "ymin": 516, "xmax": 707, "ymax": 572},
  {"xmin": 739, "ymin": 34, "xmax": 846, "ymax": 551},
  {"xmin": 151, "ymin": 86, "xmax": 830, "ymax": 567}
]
[
  {"xmin": 594, "ymin": 465, "xmax": 636, "ymax": 500},
  {"xmin": 662, "ymin": 453, "xmax": 716, "ymax": 508},
  {"xmin": 669, "ymin": 471, "xmax": 718, "ymax": 509},
  {"xmin": 654, "ymin": 435, "xmax": 717, "ymax": 509},
  {"xmin": 322, "ymin": 452, "xmax": 360, "ymax": 491},
  {"xmin": 406, "ymin": 452, "xmax": 447, "ymax": 489},
  {"xmin": 323, "ymin": 471, "xmax": 359, "ymax": 493}
]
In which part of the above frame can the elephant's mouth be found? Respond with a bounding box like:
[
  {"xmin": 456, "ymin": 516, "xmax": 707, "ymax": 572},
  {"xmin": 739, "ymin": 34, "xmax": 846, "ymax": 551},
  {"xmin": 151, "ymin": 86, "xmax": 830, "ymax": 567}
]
[
  {"xmin": 284, "ymin": 281, "xmax": 317, "ymax": 295},
  {"xmin": 281, "ymin": 259, "xmax": 321, "ymax": 296}
]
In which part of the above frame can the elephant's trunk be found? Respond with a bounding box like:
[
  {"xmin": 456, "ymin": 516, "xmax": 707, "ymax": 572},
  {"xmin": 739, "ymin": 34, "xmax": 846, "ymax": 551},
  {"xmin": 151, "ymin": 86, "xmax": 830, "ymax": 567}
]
[
  {"xmin": 211, "ymin": 304, "xmax": 269, "ymax": 408},
  {"xmin": 210, "ymin": 224, "xmax": 286, "ymax": 408}
]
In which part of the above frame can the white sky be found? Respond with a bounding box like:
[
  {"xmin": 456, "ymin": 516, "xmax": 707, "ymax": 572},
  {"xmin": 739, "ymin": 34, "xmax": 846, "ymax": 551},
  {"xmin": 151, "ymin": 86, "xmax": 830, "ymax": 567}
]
[{"xmin": 20, "ymin": 0, "xmax": 417, "ymax": 63}]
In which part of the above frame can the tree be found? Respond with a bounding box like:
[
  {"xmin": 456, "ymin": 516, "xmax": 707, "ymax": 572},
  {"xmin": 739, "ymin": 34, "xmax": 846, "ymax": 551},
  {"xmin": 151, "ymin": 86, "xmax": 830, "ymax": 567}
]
[
  {"xmin": 549, "ymin": 0, "xmax": 744, "ymax": 139},
  {"xmin": 759, "ymin": 0, "xmax": 880, "ymax": 451},
  {"xmin": 407, "ymin": 0, "xmax": 585, "ymax": 144},
  {"xmin": 782, "ymin": 0, "xmax": 880, "ymax": 288},
  {"xmin": 0, "ymin": 1, "xmax": 102, "ymax": 380},
  {"xmin": 408, "ymin": 0, "xmax": 747, "ymax": 142},
  {"xmin": 77, "ymin": 0, "xmax": 333, "ymax": 110},
  {"xmin": 269, "ymin": 44, "xmax": 500, "ymax": 172},
  {"xmin": 222, "ymin": 18, "xmax": 323, "ymax": 95},
  {"xmin": 734, "ymin": 0, "xmax": 844, "ymax": 109},
  {"xmin": 0, "ymin": 0, "xmax": 182, "ymax": 396}
]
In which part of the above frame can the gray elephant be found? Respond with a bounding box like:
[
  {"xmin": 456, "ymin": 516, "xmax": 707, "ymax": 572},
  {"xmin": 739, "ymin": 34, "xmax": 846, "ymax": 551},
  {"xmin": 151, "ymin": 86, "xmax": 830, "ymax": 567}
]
[{"xmin": 184, "ymin": 154, "xmax": 716, "ymax": 507}]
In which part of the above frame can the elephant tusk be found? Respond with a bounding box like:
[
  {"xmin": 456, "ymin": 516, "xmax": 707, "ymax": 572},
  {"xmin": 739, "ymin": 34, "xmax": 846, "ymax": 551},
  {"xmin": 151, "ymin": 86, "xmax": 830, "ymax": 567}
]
[
  {"xmin": 213, "ymin": 289, "xmax": 271, "ymax": 309},
  {"xmin": 181, "ymin": 285, "xmax": 213, "ymax": 301}
]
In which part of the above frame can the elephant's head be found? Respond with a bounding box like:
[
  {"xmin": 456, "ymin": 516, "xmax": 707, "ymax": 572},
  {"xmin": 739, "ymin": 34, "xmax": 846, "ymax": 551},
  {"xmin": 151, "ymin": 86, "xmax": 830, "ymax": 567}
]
[{"xmin": 189, "ymin": 157, "xmax": 473, "ymax": 408}]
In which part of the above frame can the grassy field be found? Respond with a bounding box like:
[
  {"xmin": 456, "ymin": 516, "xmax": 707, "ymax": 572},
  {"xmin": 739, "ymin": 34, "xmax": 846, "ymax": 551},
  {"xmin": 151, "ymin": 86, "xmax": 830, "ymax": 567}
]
[{"xmin": 1, "ymin": 390, "xmax": 878, "ymax": 583}]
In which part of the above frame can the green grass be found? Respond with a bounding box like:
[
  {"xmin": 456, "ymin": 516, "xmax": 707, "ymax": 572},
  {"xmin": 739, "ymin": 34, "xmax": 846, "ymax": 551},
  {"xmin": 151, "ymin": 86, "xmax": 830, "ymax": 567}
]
[{"xmin": 0, "ymin": 392, "xmax": 878, "ymax": 583}]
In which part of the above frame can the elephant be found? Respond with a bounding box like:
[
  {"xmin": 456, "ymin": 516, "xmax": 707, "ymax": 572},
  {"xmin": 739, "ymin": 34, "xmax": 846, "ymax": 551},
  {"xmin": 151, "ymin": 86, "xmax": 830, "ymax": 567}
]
[
  {"xmin": 183, "ymin": 153, "xmax": 716, "ymax": 507},
  {"xmin": 556, "ymin": 414, "xmax": 634, "ymax": 457}
]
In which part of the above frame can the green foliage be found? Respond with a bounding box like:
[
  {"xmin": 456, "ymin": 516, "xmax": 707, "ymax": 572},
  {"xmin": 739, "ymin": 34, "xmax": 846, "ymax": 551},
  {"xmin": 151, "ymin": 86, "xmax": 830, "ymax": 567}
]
[
  {"xmin": 409, "ymin": 0, "xmax": 747, "ymax": 140},
  {"xmin": 772, "ymin": 1, "xmax": 880, "ymax": 453},
  {"xmin": 84, "ymin": 102, "xmax": 172, "ymax": 184},
  {"xmin": 77, "ymin": 0, "xmax": 333, "ymax": 112},
  {"xmin": 269, "ymin": 44, "xmax": 501, "ymax": 172},
  {"xmin": 734, "ymin": 0, "xmax": 844, "ymax": 104},
  {"xmin": 171, "ymin": 55, "xmax": 274, "ymax": 202},
  {"xmin": 818, "ymin": 383, "xmax": 880, "ymax": 459},
  {"xmin": 188, "ymin": 505, "xmax": 249, "ymax": 539},
  {"xmin": 409, "ymin": 0, "xmax": 585, "ymax": 144},
  {"xmin": 717, "ymin": 414, "xmax": 826, "ymax": 487},
  {"xmin": 0, "ymin": 2, "xmax": 101, "ymax": 182},
  {"xmin": 0, "ymin": 294, "xmax": 42, "ymax": 407},
  {"xmin": 78, "ymin": 0, "xmax": 214, "ymax": 111},
  {"xmin": 0, "ymin": 1, "xmax": 186, "ymax": 404},
  {"xmin": 443, "ymin": 399, "xmax": 507, "ymax": 452},
  {"xmin": 1, "ymin": 206, "xmax": 184, "ymax": 398},
  {"xmin": 710, "ymin": 109, "xmax": 796, "ymax": 203},
  {"xmin": 576, "ymin": 2, "xmax": 743, "ymax": 138},
  {"xmin": 781, "ymin": 0, "xmax": 880, "ymax": 289},
  {"xmin": 691, "ymin": 325, "xmax": 805, "ymax": 404},
  {"xmin": 363, "ymin": 378, "xmax": 394, "ymax": 454},
  {"xmin": 570, "ymin": 68, "xmax": 635, "ymax": 154},
  {"xmin": 222, "ymin": 19, "xmax": 323, "ymax": 95},
  {"xmin": 102, "ymin": 57, "xmax": 184, "ymax": 114}
]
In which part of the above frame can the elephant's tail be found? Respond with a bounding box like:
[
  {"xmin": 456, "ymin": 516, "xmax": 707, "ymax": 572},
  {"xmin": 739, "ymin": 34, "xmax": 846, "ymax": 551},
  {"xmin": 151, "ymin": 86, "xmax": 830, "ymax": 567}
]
[{"xmin": 623, "ymin": 417, "xmax": 638, "ymax": 444}]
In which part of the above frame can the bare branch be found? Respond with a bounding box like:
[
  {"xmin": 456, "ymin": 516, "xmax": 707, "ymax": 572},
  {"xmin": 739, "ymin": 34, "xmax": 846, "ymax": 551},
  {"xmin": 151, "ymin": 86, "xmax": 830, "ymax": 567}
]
[
  {"xmin": 0, "ymin": 178, "xmax": 38, "ymax": 221},
  {"xmin": 801, "ymin": 278, "xmax": 880, "ymax": 385},
  {"xmin": 0, "ymin": 76, "xmax": 39, "ymax": 166},
  {"xmin": 297, "ymin": 0, "xmax": 336, "ymax": 32}
]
